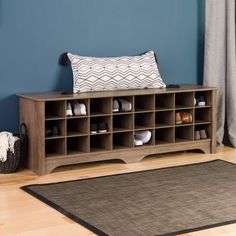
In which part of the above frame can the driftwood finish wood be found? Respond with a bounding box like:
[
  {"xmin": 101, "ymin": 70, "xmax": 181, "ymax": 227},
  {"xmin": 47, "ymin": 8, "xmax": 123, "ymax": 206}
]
[{"xmin": 18, "ymin": 85, "xmax": 217, "ymax": 175}]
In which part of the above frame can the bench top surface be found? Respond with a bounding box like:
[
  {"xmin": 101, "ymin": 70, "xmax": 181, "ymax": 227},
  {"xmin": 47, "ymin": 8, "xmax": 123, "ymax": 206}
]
[{"xmin": 17, "ymin": 85, "xmax": 217, "ymax": 101}]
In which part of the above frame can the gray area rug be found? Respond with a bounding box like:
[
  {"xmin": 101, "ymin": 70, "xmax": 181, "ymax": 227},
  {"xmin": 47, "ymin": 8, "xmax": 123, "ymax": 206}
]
[{"xmin": 21, "ymin": 160, "xmax": 236, "ymax": 236}]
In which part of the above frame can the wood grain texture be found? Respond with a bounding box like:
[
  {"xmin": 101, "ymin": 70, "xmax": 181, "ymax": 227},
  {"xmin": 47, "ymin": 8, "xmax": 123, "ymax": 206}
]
[
  {"xmin": 1, "ymin": 146, "xmax": 236, "ymax": 236},
  {"xmin": 18, "ymin": 86, "xmax": 217, "ymax": 175}
]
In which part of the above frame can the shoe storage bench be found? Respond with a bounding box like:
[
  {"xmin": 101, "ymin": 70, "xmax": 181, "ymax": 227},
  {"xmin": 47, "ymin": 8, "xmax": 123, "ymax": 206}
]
[{"xmin": 18, "ymin": 85, "xmax": 217, "ymax": 175}]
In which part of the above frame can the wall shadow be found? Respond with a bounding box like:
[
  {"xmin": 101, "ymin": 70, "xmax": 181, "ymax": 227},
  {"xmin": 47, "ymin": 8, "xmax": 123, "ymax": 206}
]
[{"xmin": 197, "ymin": 0, "xmax": 205, "ymax": 84}]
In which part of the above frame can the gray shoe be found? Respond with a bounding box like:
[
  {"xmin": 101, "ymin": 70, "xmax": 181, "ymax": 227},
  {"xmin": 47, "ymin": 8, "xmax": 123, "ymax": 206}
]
[
  {"xmin": 195, "ymin": 131, "xmax": 200, "ymax": 140},
  {"xmin": 113, "ymin": 99, "xmax": 119, "ymax": 112},
  {"xmin": 199, "ymin": 130, "xmax": 207, "ymax": 139},
  {"xmin": 118, "ymin": 98, "xmax": 132, "ymax": 112}
]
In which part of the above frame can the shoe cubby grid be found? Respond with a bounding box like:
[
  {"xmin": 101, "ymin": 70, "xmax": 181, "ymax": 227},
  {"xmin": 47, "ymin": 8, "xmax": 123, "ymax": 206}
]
[
  {"xmin": 113, "ymin": 96, "xmax": 134, "ymax": 114},
  {"xmin": 113, "ymin": 132, "xmax": 134, "ymax": 149},
  {"xmin": 67, "ymin": 136, "xmax": 89, "ymax": 155},
  {"xmin": 67, "ymin": 118, "xmax": 89, "ymax": 137},
  {"xmin": 67, "ymin": 99, "xmax": 89, "ymax": 118},
  {"xmin": 194, "ymin": 91, "xmax": 212, "ymax": 107},
  {"xmin": 175, "ymin": 92, "xmax": 194, "ymax": 109},
  {"xmin": 113, "ymin": 114, "xmax": 133, "ymax": 133},
  {"xmin": 175, "ymin": 109, "xmax": 194, "ymax": 127},
  {"xmin": 155, "ymin": 111, "xmax": 174, "ymax": 128},
  {"xmin": 45, "ymin": 138, "xmax": 66, "ymax": 157},
  {"xmin": 45, "ymin": 120, "xmax": 66, "ymax": 139},
  {"xmin": 135, "ymin": 95, "xmax": 155, "ymax": 112},
  {"xmin": 90, "ymin": 98, "xmax": 111, "ymax": 116},
  {"xmin": 175, "ymin": 126, "xmax": 194, "ymax": 142},
  {"xmin": 194, "ymin": 124, "xmax": 211, "ymax": 140},
  {"xmin": 134, "ymin": 129, "xmax": 155, "ymax": 147},
  {"xmin": 42, "ymin": 89, "xmax": 214, "ymax": 158},
  {"xmin": 90, "ymin": 116, "xmax": 111, "ymax": 135},
  {"xmin": 155, "ymin": 128, "xmax": 174, "ymax": 145},
  {"xmin": 155, "ymin": 94, "xmax": 175, "ymax": 111},
  {"xmin": 90, "ymin": 134, "xmax": 112, "ymax": 152}
]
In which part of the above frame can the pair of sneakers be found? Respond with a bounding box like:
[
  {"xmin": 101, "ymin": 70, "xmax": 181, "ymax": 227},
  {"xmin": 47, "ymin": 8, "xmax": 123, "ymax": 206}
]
[
  {"xmin": 194, "ymin": 96, "xmax": 206, "ymax": 106},
  {"xmin": 91, "ymin": 123, "xmax": 108, "ymax": 134},
  {"xmin": 113, "ymin": 99, "xmax": 132, "ymax": 112},
  {"xmin": 195, "ymin": 130, "xmax": 207, "ymax": 140},
  {"xmin": 67, "ymin": 101, "xmax": 87, "ymax": 116},
  {"xmin": 46, "ymin": 126, "xmax": 59, "ymax": 137},
  {"xmin": 134, "ymin": 130, "xmax": 152, "ymax": 146},
  {"xmin": 175, "ymin": 112, "xmax": 193, "ymax": 125}
]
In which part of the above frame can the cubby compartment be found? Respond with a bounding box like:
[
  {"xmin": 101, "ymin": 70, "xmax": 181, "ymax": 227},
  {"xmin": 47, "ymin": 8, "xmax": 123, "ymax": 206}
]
[
  {"xmin": 45, "ymin": 101, "xmax": 65, "ymax": 120},
  {"xmin": 155, "ymin": 128, "xmax": 174, "ymax": 145},
  {"xmin": 194, "ymin": 124, "xmax": 211, "ymax": 140},
  {"xmin": 90, "ymin": 116, "xmax": 111, "ymax": 134},
  {"xmin": 67, "ymin": 118, "xmax": 89, "ymax": 137},
  {"xmin": 90, "ymin": 98, "xmax": 111, "ymax": 116},
  {"xmin": 45, "ymin": 120, "xmax": 65, "ymax": 138},
  {"xmin": 175, "ymin": 109, "xmax": 194, "ymax": 126},
  {"xmin": 135, "ymin": 95, "xmax": 155, "ymax": 112},
  {"xmin": 175, "ymin": 92, "xmax": 194, "ymax": 109},
  {"xmin": 113, "ymin": 132, "xmax": 133, "ymax": 149},
  {"xmin": 155, "ymin": 111, "xmax": 174, "ymax": 128},
  {"xmin": 135, "ymin": 112, "xmax": 155, "ymax": 130},
  {"xmin": 112, "ymin": 96, "xmax": 133, "ymax": 113},
  {"xmin": 113, "ymin": 114, "xmax": 133, "ymax": 132},
  {"xmin": 134, "ymin": 129, "xmax": 155, "ymax": 146},
  {"xmin": 66, "ymin": 99, "xmax": 89, "ymax": 117},
  {"xmin": 195, "ymin": 108, "xmax": 212, "ymax": 124},
  {"xmin": 67, "ymin": 136, "xmax": 89, "ymax": 155},
  {"xmin": 90, "ymin": 134, "xmax": 111, "ymax": 152},
  {"xmin": 175, "ymin": 126, "xmax": 193, "ymax": 142},
  {"xmin": 155, "ymin": 94, "xmax": 174, "ymax": 110},
  {"xmin": 45, "ymin": 138, "xmax": 65, "ymax": 157},
  {"xmin": 195, "ymin": 91, "xmax": 212, "ymax": 107}
]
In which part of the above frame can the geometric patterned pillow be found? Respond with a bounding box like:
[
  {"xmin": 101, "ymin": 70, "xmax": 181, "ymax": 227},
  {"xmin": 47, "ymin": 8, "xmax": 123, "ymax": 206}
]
[{"xmin": 67, "ymin": 51, "xmax": 166, "ymax": 93}]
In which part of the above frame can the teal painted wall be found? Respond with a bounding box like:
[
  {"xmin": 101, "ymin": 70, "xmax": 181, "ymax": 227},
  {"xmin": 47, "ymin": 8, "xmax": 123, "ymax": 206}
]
[{"xmin": 0, "ymin": 0, "xmax": 205, "ymax": 132}]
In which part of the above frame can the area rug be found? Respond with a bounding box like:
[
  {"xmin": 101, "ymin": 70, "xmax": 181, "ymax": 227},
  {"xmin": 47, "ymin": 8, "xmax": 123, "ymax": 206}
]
[{"xmin": 21, "ymin": 160, "xmax": 236, "ymax": 236}]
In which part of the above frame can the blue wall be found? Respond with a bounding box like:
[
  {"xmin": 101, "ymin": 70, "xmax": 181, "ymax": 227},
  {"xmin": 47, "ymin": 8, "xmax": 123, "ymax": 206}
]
[{"xmin": 0, "ymin": 0, "xmax": 205, "ymax": 132}]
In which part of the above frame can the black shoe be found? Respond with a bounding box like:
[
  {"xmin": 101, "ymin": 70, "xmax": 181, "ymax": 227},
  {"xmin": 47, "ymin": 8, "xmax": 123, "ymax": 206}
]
[
  {"xmin": 98, "ymin": 123, "xmax": 108, "ymax": 133},
  {"xmin": 91, "ymin": 123, "xmax": 98, "ymax": 134},
  {"xmin": 51, "ymin": 126, "xmax": 60, "ymax": 136}
]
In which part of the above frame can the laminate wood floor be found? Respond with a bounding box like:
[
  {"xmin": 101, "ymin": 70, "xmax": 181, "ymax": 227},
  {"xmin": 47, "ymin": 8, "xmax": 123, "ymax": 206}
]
[{"xmin": 1, "ymin": 146, "xmax": 236, "ymax": 236}]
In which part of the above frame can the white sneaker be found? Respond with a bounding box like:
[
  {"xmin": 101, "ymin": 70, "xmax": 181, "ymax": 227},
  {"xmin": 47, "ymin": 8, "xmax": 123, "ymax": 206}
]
[
  {"xmin": 134, "ymin": 139, "xmax": 143, "ymax": 146},
  {"xmin": 73, "ymin": 102, "xmax": 87, "ymax": 116},
  {"xmin": 135, "ymin": 130, "xmax": 152, "ymax": 144},
  {"xmin": 66, "ymin": 103, "xmax": 73, "ymax": 116},
  {"xmin": 118, "ymin": 99, "xmax": 132, "ymax": 112}
]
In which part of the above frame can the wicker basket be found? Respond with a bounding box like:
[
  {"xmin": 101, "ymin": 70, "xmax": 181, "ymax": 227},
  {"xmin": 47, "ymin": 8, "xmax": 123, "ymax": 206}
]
[{"xmin": 0, "ymin": 124, "xmax": 27, "ymax": 174}]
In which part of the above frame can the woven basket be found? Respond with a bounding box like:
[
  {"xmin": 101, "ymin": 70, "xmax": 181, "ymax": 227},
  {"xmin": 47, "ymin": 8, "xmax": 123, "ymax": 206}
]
[{"xmin": 0, "ymin": 124, "xmax": 27, "ymax": 174}]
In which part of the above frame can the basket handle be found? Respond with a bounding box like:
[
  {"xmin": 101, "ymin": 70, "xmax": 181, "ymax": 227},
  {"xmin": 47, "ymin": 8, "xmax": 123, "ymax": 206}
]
[{"xmin": 19, "ymin": 123, "xmax": 27, "ymax": 139}]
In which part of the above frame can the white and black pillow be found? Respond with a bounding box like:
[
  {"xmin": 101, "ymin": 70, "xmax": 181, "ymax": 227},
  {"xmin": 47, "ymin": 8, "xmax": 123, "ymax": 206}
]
[{"xmin": 67, "ymin": 51, "xmax": 166, "ymax": 93}]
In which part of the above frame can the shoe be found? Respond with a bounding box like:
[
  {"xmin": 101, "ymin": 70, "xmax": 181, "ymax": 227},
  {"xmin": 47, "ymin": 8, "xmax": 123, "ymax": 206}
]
[
  {"xmin": 45, "ymin": 128, "xmax": 52, "ymax": 137},
  {"xmin": 113, "ymin": 99, "xmax": 119, "ymax": 112},
  {"xmin": 66, "ymin": 103, "xmax": 73, "ymax": 116},
  {"xmin": 135, "ymin": 130, "xmax": 152, "ymax": 144},
  {"xmin": 98, "ymin": 123, "xmax": 108, "ymax": 133},
  {"xmin": 134, "ymin": 138, "xmax": 143, "ymax": 146},
  {"xmin": 199, "ymin": 129, "xmax": 207, "ymax": 139},
  {"xmin": 195, "ymin": 131, "xmax": 200, "ymax": 140},
  {"xmin": 90, "ymin": 123, "xmax": 98, "ymax": 134},
  {"xmin": 196, "ymin": 96, "xmax": 206, "ymax": 106},
  {"xmin": 73, "ymin": 101, "xmax": 87, "ymax": 116},
  {"xmin": 175, "ymin": 112, "xmax": 182, "ymax": 124},
  {"xmin": 118, "ymin": 99, "xmax": 132, "ymax": 112},
  {"xmin": 51, "ymin": 126, "xmax": 60, "ymax": 136},
  {"xmin": 179, "ymin": 112, "xmax": 192, "ymax": 123}
]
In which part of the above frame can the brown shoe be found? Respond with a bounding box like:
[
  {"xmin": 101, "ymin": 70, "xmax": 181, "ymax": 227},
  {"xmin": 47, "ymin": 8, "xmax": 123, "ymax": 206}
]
[
  {"xmin": 180, "ymin": 112, "xmax": 192, "ymax": 123},
  {"xmin": 175, "ymin": 112, "xmax": 182, "ymax": 124},
  {"xmin": 199, "ymin": 129, "xmax": 207, "ymax": 139}
]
